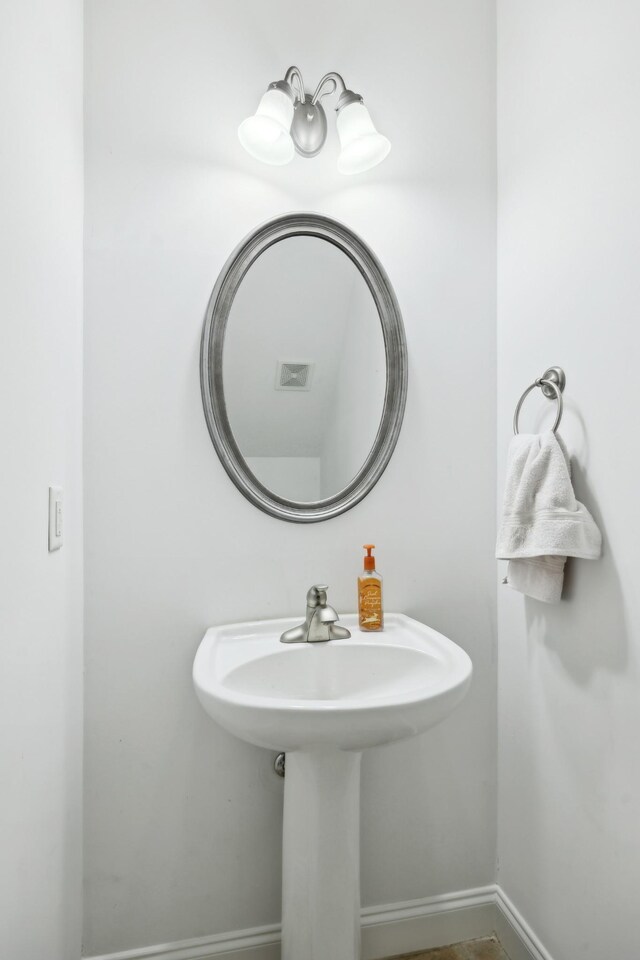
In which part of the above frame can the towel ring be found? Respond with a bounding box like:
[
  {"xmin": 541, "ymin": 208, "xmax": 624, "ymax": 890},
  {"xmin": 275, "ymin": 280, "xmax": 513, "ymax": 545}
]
[{"xmin": 513, "ymin": 366, "xmax": 566, "ymax": 435}]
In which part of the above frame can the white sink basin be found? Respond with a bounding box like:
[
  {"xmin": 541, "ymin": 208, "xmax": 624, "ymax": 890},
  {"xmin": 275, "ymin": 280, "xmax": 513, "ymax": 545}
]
[
  {"xmin": 193, "ymin": 613, "xmax": 471, "ymax": 752},
  {"xmin": 193, "ymin": 612, "xmax": 472, "ymax": 960}
]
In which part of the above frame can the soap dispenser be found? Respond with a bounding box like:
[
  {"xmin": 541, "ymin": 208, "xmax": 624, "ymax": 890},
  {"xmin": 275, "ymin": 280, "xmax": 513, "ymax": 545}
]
[{"xmin": 358, "ymin": 544, "xmax": 383, "ymax": 631}]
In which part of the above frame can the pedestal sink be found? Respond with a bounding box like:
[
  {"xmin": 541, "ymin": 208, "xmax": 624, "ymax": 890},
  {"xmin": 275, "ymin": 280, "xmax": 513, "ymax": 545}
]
[{"xmin": 193, "ymin": 612, "xmax": 472, "ymax": 960}]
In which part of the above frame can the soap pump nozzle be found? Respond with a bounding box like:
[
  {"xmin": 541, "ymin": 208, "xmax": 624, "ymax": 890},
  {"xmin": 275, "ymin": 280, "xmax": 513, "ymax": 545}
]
[{"xmin": 363, "ymin": 543, "xmax": 376, "ymax": 571}]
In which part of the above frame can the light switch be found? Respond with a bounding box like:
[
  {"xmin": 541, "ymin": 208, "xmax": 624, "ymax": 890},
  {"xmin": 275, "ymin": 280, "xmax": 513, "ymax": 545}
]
[{"xmin": 49, "ymin": 487, "xmax": 63, "ymax": 551}]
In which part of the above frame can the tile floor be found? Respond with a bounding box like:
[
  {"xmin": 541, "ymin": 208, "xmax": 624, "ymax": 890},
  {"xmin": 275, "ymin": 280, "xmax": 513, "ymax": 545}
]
[{"xmin": 388, "ymin": 937, "xmax": 511, "ymax": 960}]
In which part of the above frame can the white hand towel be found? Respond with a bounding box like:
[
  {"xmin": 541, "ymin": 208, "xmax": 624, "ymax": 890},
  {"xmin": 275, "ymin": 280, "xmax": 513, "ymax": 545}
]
[{"xmin": 496, "ymin": 431, "xmax": 601, "ymax": 603}]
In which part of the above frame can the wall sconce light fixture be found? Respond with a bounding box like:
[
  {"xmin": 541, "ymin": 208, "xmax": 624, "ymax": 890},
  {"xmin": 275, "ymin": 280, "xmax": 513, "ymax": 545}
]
[{"xmin": 238, "ymin": 65, "xmax": 391, "ymax": 175}]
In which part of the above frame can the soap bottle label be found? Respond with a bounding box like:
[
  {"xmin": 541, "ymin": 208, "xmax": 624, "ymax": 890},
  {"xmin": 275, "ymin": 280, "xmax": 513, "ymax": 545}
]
[{"xmin": 359, "ymin": 580, "xmax": 383, "ymax": 631}]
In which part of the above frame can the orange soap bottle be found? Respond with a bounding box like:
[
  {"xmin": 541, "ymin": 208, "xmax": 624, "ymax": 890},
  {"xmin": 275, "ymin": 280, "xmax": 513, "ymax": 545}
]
[{"xmin": 358, "ymin": 544, "xmax": 383, "ymax": 631}]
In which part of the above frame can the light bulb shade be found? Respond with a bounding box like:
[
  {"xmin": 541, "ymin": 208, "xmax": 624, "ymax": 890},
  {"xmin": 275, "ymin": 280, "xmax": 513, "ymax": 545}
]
[
  {"xmin": 336, "ymin": 101, "xmax": 391, "ymax": 175},
  {"xmin": 238, "ymin": 88, "xmax": 295, "ymax": 165}
]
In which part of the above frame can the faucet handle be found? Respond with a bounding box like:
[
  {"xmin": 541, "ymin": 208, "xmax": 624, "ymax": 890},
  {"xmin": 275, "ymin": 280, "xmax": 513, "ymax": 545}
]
[{"xmin": 307, "ymin": 584, "xmax": 329, "ymax": 607}]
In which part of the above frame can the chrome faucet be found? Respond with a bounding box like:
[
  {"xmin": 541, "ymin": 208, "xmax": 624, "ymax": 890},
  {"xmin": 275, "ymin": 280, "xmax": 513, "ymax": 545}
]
[{"xmin": 280, "ymin": 584, "xmax": 351, "ymax": 644}]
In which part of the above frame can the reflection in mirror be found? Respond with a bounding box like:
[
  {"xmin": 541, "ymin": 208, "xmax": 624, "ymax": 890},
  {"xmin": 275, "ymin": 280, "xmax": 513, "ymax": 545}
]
[{"xmin": 223, "ymin": 236, "xmax": 386, "ymax": 503}]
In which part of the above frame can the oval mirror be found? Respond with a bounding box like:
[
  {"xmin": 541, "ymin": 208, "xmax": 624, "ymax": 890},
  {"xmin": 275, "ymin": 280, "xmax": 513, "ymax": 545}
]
[{"xmin": 201, "ymin": 213, "xmax": 407, "ymax": 522}]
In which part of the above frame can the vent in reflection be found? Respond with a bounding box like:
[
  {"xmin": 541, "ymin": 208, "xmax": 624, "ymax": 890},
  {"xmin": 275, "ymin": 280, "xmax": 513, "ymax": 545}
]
[{"xmin": 276, "ymin": 361, "xmax": 314, "ymax": 391}]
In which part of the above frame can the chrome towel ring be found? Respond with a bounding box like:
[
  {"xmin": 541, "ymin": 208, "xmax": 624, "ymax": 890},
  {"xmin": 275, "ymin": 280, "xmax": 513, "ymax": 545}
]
[{"xmin": 513, "ymin": 366, "xmax": 566, "ymax": 435}]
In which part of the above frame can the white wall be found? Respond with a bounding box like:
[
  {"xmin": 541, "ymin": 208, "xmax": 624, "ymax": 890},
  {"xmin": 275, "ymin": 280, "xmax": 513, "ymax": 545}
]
[
  {"xmin": 83, "ymin": 0, "xmax": 497, "ymax": 954},
  {"xmin": 497, "ymin": 3, "xmax": 640, "ymax": 957},
  {"xmin": 0, "ymin": 2, "xmax": 84, "ymax": 958}
]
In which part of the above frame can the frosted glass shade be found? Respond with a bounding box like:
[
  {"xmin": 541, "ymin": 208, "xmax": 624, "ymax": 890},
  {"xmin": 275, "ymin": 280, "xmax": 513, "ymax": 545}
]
[
  {"xmin": 238, "ymin": 88, "xmax": 295, "ymax": 165},
  {"xmin": 336, "ymin": 102, "xmax": 391, "ymax": 175}
]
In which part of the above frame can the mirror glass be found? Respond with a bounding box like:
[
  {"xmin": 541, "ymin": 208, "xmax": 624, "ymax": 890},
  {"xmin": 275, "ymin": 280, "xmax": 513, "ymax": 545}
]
[{"xmin": 223, "ymin": 236, "xmax": 386, "ymax": 502}]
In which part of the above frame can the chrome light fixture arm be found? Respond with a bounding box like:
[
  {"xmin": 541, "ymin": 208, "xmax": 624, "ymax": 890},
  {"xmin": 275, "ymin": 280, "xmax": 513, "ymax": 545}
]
[
  {"xmin": 311, "ymin": 71, "xmax": 345, "ymax": 104},
  {"xmin": 284, "ymin": 65, "xmax": 306, "ymax": 103},
  {"xmin": 311, "ymin": 72, "xmax": 363, "ymax": 112}
]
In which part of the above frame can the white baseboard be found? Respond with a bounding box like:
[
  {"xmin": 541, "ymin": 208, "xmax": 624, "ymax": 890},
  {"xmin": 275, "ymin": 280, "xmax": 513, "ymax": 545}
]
[
  {"xmin": 82, "ymin": 924, "xmax": 282, "ymax": 960},
  {"xmin": 362, "ymin": 886, "xmax": 497, "ymax": 959},
  {"xmin": 84, "ymin": 884, "xmax": 552, "ymax": 960},
  {"xmin": 493, "ymin": 887, "xmax": 553, "ymax": 960}
]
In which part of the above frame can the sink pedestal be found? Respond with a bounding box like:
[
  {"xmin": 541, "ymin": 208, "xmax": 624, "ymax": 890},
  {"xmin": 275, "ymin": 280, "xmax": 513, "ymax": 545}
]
[{"xmin": 282, "ymin": 749, "xmax": 362, "ymax": 960}]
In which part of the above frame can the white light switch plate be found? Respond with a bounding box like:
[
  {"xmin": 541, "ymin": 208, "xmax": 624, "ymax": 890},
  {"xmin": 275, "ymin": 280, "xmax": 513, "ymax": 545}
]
[{"xmin": 48, "ymin": 487, "xmax": 63, "ymax": 551}]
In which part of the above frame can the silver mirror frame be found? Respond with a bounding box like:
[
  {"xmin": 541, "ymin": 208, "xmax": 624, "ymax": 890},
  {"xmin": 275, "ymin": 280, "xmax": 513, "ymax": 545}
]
[{"xmin": 200, "ymin": 212, "xmax": 408, "ymax": 523}]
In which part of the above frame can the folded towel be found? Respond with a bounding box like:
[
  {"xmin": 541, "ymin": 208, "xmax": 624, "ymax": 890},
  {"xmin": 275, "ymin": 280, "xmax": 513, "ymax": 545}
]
[{"xmin": 496, "ymin": 431, "xmax": 601, "ymax": 602}]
